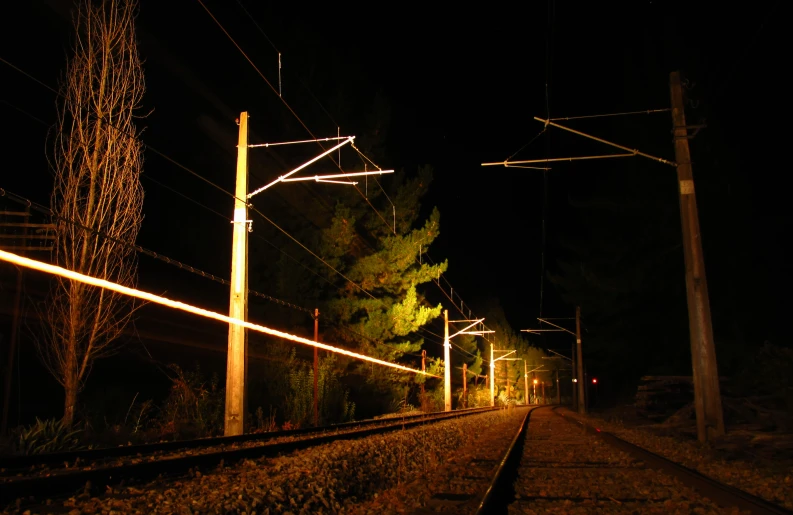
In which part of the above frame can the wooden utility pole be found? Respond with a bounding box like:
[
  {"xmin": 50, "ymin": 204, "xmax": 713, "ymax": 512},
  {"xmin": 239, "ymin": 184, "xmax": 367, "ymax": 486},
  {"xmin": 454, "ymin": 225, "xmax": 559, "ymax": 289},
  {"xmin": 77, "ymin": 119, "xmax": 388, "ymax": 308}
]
[
  {"xmin": 462, "ymin": 363, "xmax": 467, "ymax": 408},
  {"xmin": 443, "ymin": 309, "xmax": 451, "ymax": 412},
  {"xmin": 489, "ymin": 344, "xmax": 495, "ymax": 407},
  {"xmin": 670, "ymin": 71, "xmax": 724, "ymax": 441},
  {"xmin": 575, "ymin": 306, "xmax": 586, "ymax": 414},
  {"xmin": 225, "ymin": 112, "xmax": 249, "ymax": 436},
  {"xmin": 313, "ymin": 308, "xmax": 319, "ymax": 427},
  {"xmin": 541, "ymin": 380, "xmax": 546, "ymax": 404}
]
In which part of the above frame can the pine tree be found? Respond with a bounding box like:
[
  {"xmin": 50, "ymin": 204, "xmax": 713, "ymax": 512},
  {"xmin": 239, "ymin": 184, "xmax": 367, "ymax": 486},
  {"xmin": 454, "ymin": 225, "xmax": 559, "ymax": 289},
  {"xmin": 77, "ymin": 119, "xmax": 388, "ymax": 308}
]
[{"xmin": 319, "ymin": 166, "xmax": 447, "ymax": 410}]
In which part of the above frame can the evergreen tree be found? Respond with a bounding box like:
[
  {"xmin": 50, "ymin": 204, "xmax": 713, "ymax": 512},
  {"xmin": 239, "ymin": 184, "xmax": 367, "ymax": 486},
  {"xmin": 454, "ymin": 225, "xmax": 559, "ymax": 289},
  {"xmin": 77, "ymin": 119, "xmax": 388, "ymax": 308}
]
[{"xmin": 319, "ymin": 166, "xmax": 447, "ymax": 412}]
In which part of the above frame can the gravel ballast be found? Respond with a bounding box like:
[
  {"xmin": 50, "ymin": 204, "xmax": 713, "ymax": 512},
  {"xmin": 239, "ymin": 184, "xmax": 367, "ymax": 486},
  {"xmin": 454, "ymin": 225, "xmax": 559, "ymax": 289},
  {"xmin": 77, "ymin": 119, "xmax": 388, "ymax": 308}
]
[
  {"xmin": 561, "ymin": 408, "xmax": 793, "ymax": 511},
  {"xmin": 2, "ymin": 408, "xmax": 528, "ymax": 514}
]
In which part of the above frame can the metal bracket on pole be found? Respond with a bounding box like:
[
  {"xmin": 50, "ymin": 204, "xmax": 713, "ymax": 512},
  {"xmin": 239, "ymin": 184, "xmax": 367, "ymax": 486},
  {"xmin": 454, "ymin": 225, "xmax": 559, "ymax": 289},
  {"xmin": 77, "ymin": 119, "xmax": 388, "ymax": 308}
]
[
  {"xmin": 231, "ymin": 219, "xmax": 253, "ymax": 232},
  {"xmin": 247, "ymin": 137, "xmax": 356, "ymax": 199}
]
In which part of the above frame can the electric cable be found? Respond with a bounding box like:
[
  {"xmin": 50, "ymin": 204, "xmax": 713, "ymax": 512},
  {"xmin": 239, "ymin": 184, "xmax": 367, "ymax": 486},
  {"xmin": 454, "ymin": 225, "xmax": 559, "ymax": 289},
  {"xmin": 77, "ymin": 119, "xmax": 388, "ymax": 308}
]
[
  {"xmin": 0, "ymin": 58, "xmax": 374, "ymax": 308},
  {"xmin": 0, "ymin": 55, "xmax": 239, "ymax": 204},
  {"xmin": 0, "ymin": 188, "xmax": 313, "ymax": 314},
  {"xmin": 197, "ymin": 3, "xmax": 502, "ymax": 360}
]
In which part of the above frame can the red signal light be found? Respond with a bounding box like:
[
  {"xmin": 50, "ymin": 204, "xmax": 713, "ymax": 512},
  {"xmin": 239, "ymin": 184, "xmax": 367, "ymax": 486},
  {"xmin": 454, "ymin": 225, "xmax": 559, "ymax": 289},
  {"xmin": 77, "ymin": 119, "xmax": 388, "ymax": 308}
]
[{"xmin": 592, "ymin": 378, "xmax": 598, "ymax": 384}]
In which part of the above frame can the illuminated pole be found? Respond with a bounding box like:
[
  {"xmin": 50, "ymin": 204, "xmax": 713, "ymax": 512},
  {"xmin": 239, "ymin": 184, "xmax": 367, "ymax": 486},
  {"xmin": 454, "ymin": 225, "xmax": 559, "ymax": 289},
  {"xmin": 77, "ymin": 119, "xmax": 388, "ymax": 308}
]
[
  {"xmin": 541, "ymin": 380, "xmax": 546, "ymax": 405},
  {"xmin": 490, "ymin": 344, "xmax": 495, "ymax": 407},
  {"xmin": 421, "ymin": 349, "xmax": 426, "ymax": 398},
  {"xmin": 313, "ymin": 308, "xmax": 319, "ymax": 427},
  {"xmin": 571, "ymin": 341, "xmax": 578, "ymax": 410},
  {"xmin": 225, "ymin": 112, "xmax": 249, "ymax": 436},
  {"xmin": 533, "ymin": 378, "xmax": 537, "ymax": 403},
  {"xmin": 444, "ymin": 309, "xmax": 451, "ymax": 412},
  {"xmin": 556, "ymin": 369, "xmax": 561, "ymax": 405},
  {"xmin": 462, "ymin": 363, "xmax": 468, "ymax": 408},
  {"xmin": 670, "ymin": 71, "xmax": 724, "ymax": 442},
  {"xmin": 575, "ymin": 306, "xmax": 586, "ymax": 415},
  {"xmin": 523, "ymin": 360, "xmax": 529, "ymax": 406}
]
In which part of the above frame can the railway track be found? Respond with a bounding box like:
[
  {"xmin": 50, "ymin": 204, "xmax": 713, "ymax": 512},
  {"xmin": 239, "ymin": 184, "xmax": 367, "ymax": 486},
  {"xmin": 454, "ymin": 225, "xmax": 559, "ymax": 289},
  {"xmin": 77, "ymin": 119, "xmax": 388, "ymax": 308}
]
[
  {"xmin": 5, "ymin": 405, "xmax": 789, "ymax": 513},
  {"xmin": 0, "ymin": 406, "xmax": 494, "ymax": 508},
  {"xmin": 470, "ymin": 406, "xmax": 793, "ymax": 515}
]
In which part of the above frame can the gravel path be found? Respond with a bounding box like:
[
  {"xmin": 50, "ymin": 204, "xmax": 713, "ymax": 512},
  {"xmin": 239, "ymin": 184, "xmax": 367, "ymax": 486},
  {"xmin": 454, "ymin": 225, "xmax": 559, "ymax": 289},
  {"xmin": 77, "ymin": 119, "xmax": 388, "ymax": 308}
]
[
  {"xmin": 562, "ymin": 409, "xmax": 793, "ymax": 511},
  {"xmin": 508, "ymin": 408, "xmax": 744, "ymax": 514},
  {"xmin": 1, "ymin": 408, "xmax": 528, "ymax": 515}
]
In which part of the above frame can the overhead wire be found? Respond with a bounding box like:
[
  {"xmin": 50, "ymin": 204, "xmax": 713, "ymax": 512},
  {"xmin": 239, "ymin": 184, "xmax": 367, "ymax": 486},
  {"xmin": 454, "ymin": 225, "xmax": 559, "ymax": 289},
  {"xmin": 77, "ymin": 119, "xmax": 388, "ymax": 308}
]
[
  {"xmin": 202, "ymin": 1, "xmax": 503, "ymax": 357},
  {"xmin": 7, "ymin": 11, "xmax": 495, "ymax": 376},
  {"xmin": 0, "ymin": 188, "xmax": 313, "ymax": 314},
  {"xmin": 0, "ymin": 249, "xmax": 439, "ymax": 377},
  {"xmin": 539, "ymin": 0, "xmax": 555, "ymax": 320},
  {"xmin": 0, "ymin": 56, "xmax": 377, "ymax": 308},
  {"xmin": 0, "ymin": 55, "xmax": 238, "ymax": 203},
  {"xmin": 550, "ymin": 108, "xmax": 670, "ymax": 121}
]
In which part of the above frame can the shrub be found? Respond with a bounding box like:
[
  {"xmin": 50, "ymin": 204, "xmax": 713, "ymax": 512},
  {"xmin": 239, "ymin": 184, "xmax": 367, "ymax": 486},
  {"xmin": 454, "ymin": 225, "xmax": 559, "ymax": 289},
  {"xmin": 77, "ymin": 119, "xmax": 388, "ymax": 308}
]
[
  {"xmin": 157, "ymin": 363, "xmax": 225, "ymax": 438},
  {"xmin": 14, "ymin": 417, "xmax": 85, "ymax": 455}
]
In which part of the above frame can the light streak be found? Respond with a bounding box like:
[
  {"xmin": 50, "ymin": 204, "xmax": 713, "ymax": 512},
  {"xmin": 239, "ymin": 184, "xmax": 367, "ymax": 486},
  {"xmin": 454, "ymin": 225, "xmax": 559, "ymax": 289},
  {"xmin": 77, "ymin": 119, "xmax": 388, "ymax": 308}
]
[{"xmin": 0, "ymin": 250, "xmax": 440, "ymax": 378}]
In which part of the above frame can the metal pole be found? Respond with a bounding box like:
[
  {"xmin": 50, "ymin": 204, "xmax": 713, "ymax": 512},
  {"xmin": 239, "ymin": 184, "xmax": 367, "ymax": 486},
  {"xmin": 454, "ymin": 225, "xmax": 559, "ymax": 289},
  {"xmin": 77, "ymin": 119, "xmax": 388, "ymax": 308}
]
[
  {"xmin": 225, "ymin": 112, "xmax": 249, "ymax": 436},
  {"xmin": 571, "ymin": 341, "xmax": 578, "ymax": 410},
  {"xmin": 490, "ymin": 344, "xmax": 495, "ymax": 407},
  {"xmin": 533, "ymin": 378, "xmax": 537, "ymax": 403},
  {"xmin": 575, "ymin": 306, "xmax": 586, "ymax": 414},
  {"xmin": 670, "ymin": 71, "xmax": 724, "ymax": 442},
  {"xmin": 556, "ymin": 369, "xmax": 561, "ymax": 405},
  {"xmin": 462, "ymin": 363, "xmax": 467, "ymax": 409},
  {"xmin": 523, "ymin": 360, "xmax": 529, "ymax": 406},
  {"xmin": 504, "ymin": 360, "xmax": 509, "ymax": 403},
  {"xmin": 444, "ymin": 309, "xmax": 451, "ymax": 412},
  {"xmin": 313, "ymin": 308, "xmax": 319, "ymax": 427},
  {"xmin": 421, "ymin": 349, "xmax": 426, "ymax": 398}
]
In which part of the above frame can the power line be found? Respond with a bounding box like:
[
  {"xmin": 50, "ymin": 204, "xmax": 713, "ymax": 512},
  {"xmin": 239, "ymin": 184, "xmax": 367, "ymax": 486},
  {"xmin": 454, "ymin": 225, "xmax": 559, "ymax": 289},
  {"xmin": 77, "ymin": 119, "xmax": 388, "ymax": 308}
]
[
  {"xmin": 213, "ymin": 2, "xmax": 484, "ymax": 336},
  {"xmin": 0, "ymin": 56, "xmax": 371, "ymax": 310},
  {"xmin": 0, "ymin": 188, "xmax": 313, "ymax": 314},
  {"xmin": 232, "ymin": 0, "xmax": 280, "ymax": 53},
  {"xmin": 0, "ymin": 55, "xmax": 239, "ymax": 204},
  {"xmin": 198, "ymin": 2, "xmax": 500, "ymax": 356},
  {"xmin": 539, "ymin": 0, "xmax": 556, "ymax": 319},
  {"xmin": 550, "ymin": 108, "xmax": 670, "ymax": 121},
  {"xmin": 248, "ymin": 205, "xmax": 374, "ymax": 300},
  {"xmin": 0, "ymin": 98, "xmax": 50, "ymax": 128},
  {"xmin": 143, "ymin": 174, "xmax": 231, "ymax": 222}
]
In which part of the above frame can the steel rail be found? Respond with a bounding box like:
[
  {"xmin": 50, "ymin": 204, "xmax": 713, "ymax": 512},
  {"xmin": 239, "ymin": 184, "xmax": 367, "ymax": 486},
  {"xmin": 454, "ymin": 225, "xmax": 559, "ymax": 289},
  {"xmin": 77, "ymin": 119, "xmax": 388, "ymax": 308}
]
[
  {"xmin": 0, "ymin": 407, "xmax": 493, "ymax": 471},
  {"xmin": 0, "ymin": 407, "xmax": 496, "ymax": 506},
  {"xmin": 554, "ymin": 409, "xmax": 793, "ymax": 515},
  {"xmin": 473, "ymin": 406, "xmax": 539, "ymax": 514}
]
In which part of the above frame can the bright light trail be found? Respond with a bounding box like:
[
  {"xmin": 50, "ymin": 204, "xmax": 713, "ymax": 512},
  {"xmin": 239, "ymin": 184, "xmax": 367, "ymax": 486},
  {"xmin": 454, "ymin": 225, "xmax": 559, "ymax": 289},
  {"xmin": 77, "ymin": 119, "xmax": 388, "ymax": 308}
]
[{"xmin": 0, "ymin": 250, "xmax": 440, "ymax": 378}]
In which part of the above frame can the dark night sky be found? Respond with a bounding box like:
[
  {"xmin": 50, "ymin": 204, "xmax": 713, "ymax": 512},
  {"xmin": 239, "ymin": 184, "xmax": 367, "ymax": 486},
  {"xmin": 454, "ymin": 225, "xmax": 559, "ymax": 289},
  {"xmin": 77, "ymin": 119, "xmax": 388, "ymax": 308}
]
[{"xmin": 1, "ymin": 0, "xmax": 789, "ymax": 412}]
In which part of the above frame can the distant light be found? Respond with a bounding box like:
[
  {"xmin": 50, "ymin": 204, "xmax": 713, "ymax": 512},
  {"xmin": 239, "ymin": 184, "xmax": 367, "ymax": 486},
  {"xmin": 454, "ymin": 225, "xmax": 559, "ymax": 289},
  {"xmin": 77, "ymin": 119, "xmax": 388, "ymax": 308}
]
[
  {"xmin": 592, "ymin": 378, "xmax": 598, "ymax": 384},
  {"xmin": 533, "ymin": 379, "xmax": 538, "ymax": 384},
  {"xmin": 0, "ymin": 250, "xmax": 439, "ymax": 378},
  {"xmin": 572, "ymin": 378, "xmax": 578, "ymax": 383}
]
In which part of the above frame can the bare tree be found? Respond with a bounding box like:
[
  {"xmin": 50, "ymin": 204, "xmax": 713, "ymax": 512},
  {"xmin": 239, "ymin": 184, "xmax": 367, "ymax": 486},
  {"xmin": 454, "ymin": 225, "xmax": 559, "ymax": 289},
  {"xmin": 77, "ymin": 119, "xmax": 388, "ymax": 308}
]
[{"xmin": 38, "ymin": 0, "xmax": 145, "ymax": 427}]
